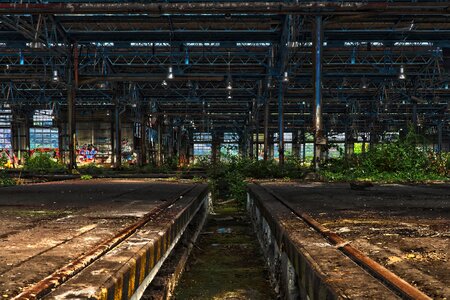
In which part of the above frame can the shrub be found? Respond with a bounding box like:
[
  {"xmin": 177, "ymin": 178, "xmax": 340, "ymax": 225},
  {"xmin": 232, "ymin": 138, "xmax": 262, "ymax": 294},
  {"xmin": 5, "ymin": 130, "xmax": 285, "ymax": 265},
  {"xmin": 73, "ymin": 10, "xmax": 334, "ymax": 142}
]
[
  {"xmin": 320, "ymin": 136, "xmax": 449, "ymax": 183},
  {"xmin": 24, "ymin": 153, "xmax": 66, "ymax": 174},
  {"xmin": 0, "ymin": 170, "xmax": 15, "ymax": 186}
]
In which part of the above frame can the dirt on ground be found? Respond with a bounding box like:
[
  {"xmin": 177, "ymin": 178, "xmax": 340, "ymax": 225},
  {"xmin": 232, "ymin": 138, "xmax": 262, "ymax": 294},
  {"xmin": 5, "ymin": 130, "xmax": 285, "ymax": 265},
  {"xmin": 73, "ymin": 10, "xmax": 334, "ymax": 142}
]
[
  {"xmin": 174, "ymin": 202, "xmax": 276, "ymax": 300},
  {"xmin": 262, "ymin": 182, "xmax": 449, "ymax": 299},
  {"xmin": 0, "ymin": 179, "xmax": 194, "ymax": 297}
]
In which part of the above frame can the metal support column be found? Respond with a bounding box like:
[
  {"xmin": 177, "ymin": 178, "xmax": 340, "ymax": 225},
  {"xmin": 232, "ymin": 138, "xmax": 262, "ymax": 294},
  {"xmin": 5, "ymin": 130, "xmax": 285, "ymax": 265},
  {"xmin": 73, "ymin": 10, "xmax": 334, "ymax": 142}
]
[
  {"xmin": 114, "ymin": 103, "xmax": 121, "ymax": 168},
  {"xmin": 278, "ymin": 81, "xmax": 284, "ymax": 166},
  {"xmin": 313, "ymin": 15, "xmax": 324, "ymax": 171},
  {"xmin": 67, "ymin": 84, "xmax": 76, "ymax": 170},
  {"xmin": 67, "ymin": 48, "xmax": 77, "ymax": 171},
  {"xmin": 263, "ymin": 98, "xmax": 270, "ymax": 161},
  {"xmin": 139, "ymin": 114, "xmax": 147, "ymax": 166},
  {"xmin": 157, "ymin": 121, "xmax": 163, "ymax": 166}
]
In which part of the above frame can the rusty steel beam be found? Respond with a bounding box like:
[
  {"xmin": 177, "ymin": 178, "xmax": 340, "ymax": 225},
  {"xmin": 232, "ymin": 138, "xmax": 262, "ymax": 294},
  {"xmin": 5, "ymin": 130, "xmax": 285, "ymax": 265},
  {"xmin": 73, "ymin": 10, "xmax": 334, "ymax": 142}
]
[{"xmin": 0, "ymin": 2, "xmax": 448, "ymax": 15}]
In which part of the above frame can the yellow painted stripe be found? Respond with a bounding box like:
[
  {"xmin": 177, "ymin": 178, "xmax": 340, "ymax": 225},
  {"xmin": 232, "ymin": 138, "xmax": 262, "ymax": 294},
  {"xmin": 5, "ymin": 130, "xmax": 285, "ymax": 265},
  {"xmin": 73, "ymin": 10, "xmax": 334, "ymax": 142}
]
[
  {"xmin": 114, "ymin": 276, "xmax": 124, "ymax": 300},
  {"xmin": 127, "ymin": 260, "xmax": 137, "ymax": 299},
  {"xmin": 99, "ymin": 287, "xmax": 108, "ymax": 300},
  {"xmin": 139, "ymin": 251, "xmax": 147, "ymax": 284}
]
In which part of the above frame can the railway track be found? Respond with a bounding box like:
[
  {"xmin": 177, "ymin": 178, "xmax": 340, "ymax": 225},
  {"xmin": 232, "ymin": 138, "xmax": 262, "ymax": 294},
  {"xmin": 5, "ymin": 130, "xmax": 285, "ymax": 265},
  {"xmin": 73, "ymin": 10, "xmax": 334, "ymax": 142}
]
[
  {"xmin": 12, "ymin": 184, "xmax": 199, "ymax": 300},
  {"xmin": 256, "ymin": 183, "xmax": 432, "ymax": 300}
]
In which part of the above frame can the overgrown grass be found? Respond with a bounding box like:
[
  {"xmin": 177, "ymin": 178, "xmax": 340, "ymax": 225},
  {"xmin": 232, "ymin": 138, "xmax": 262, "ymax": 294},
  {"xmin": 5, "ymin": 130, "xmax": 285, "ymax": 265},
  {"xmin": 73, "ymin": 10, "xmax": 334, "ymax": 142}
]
[
  {"xmin": 23, "ymin": 153, "xmax": 67, "ymax": 174},
  {"xmin": 206, "ymin": 156, "xmax": 308, "ymax": 205},
  {"xmin": 320, "ymin": 138, "xmax": 449, "ymax": 183},
  {"xmin": 0, "ymin": 170, "xmax": 15, "ymax": 186}
]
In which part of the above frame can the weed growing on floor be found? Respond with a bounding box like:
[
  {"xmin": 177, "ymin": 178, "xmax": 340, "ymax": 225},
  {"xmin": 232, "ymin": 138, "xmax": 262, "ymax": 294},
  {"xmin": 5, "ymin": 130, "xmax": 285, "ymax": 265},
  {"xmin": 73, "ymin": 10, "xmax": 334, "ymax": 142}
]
[
  {"xmin": 0, "ymin": 170, "xmax": 15, "ymax": 186},
  {"xmin": 80, "ymin": 174, "xmax": 93, "ymax": 180},
  {"xmin": 23, "ymin": 153, "xmax": 66, "ymax": 174},
  {"xmin": 206, "ymin": 156, "xmax": 308, "ymax": 205},
  {"xmin": 320, "ymin": 131, "xmax": 449, "ymax": 183}
]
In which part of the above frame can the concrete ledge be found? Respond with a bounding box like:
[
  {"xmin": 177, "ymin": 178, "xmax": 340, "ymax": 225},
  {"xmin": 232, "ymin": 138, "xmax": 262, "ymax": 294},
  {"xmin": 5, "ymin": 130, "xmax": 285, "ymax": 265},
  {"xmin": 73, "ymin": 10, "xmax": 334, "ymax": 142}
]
[
  {"xmin": 247, "ymin": 184, "xmax": 400, "ymax": 300},
  {"xmin": 46, "ymin": 185, "xmax": 209, "ymax": 300}
]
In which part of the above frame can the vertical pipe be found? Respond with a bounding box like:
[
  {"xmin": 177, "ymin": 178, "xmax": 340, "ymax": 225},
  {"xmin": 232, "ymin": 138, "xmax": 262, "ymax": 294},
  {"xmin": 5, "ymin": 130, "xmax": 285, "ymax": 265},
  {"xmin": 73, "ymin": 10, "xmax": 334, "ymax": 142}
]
[
  {"xmin": 313, "ymin": 15, "xmax": 324, "ymax": 171},
  {"xmin": 158, "ymin": 121, "xmax": 162, "ymax": 166},
  {"xmin": 278, "ymin": 81, "xmax": 284, "ymax": 166},
  {"xmin": 255, "ymin": 81, "xmax": 262, "ymax": 160},
  {"xmin": 67, "ymin": 82, "xmax": 76, "ymax": 170},
  {"xmin": 114, "ymin": 103, "xmax": 121, "ymax": 168},
  {"xmin": 140, "ymin": 114, "xmax": 146, "ymax": 166},
  {"xmin": 264, "ymin": 98, "xmax": 269, "ymax": 161}
]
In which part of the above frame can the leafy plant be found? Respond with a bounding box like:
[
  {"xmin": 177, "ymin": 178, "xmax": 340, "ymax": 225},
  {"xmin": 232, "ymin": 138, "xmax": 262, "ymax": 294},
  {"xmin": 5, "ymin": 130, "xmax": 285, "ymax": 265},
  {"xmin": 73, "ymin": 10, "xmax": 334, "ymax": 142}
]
[
  {"xmin": 24, "ymin": 153, "xmax": 66, "ymax": 174},
  {"xmin": 319, "ymin": 131, "xmax": 449, "ymax": 183},
  {"xmin": 0, "ymin": 170, "xmax": 15, "ymax": 186},
  {"xmin": 78, "ymin": 163, "xmax": 107, "ymax": 175},
  {"xmin": 80, "ymin": 174, "xmax": 93, "ymax": 180}
]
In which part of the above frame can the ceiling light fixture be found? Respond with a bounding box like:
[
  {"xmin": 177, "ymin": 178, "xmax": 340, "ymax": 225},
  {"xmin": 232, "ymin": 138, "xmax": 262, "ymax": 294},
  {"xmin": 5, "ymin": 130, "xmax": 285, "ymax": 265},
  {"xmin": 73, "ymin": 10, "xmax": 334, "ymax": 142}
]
[
  {"xmin": 52, "ymin": 70, "xmax": 59, "ymax": 82},
  {"xmin": 399, "ymin": 65, "xmax": 406, "ymax": 80},
  {"xmin": 283, "ymin": 71, "xmax": 289, "ymax": 82},
  {"xmin": 167, "ymin": 66, "xmax": 174, "ymax": 79}
]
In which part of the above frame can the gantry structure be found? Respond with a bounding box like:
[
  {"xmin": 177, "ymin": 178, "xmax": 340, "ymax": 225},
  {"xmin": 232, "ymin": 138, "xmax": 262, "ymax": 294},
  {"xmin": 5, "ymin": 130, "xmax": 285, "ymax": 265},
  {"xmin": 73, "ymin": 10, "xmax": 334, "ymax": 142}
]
[{"xmin": 0, "ymin": 1, "xmax": 449, "ymax": 168}]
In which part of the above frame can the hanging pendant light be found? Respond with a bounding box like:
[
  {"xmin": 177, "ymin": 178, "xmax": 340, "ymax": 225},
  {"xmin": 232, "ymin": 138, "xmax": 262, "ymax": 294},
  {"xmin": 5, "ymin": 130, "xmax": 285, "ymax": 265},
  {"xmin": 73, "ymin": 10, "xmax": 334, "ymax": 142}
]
[
  {"xmin": 399, "ymin": 65, "xmax": 406, "ymax": 80},
  {"xmin": 226, "ymin": 75, "xmax": 232, "ymax": 90},
  {"xmin": 167, "ymin": 66, "xmax": 174, "ymax": 79},
  {"xmin": 282, "ymin": 71, "xmax": 289, "ymax": 82},
  {"xmin": 52, "ymin": 70, "xmax": 59, "ymax": 82},
  {"xmin": 361, "ymin": 77, "xmax": 367, "ymax": 89}
]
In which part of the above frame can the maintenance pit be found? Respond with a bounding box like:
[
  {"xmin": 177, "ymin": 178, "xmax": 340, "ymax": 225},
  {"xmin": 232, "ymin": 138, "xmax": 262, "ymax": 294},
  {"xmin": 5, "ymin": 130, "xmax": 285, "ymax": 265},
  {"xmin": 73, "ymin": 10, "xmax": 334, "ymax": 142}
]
[
  {"xmin": 0, "ymin": 179, "xmax": 208, "ymax": 299},
  {"xmin": 249, "ymin": 182, "xmax": 449, "ymax": 299}
]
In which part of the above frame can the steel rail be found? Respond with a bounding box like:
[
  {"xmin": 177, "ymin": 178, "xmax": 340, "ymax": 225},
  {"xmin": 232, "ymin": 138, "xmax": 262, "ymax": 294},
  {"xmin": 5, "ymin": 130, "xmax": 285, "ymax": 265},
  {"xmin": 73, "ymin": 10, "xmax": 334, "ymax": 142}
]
[
  {"xmin": 256, "ymin": 183, "xmax": 433, "ymax": 300},
  {"xmin": 0, "ymin": 2, "xmax": 448, "ymax": 15},
  {"xmin": 12, "ymin": 184, "xmax": 199, "ymax": 300}
]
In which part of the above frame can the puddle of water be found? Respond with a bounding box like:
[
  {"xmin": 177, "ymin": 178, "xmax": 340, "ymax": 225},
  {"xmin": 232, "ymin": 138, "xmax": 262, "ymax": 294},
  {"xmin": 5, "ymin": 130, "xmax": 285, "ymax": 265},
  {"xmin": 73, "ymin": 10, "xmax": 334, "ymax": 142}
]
[{"xmin": 174, "ymin": 204, "xmax": 276, "ymax": 300}]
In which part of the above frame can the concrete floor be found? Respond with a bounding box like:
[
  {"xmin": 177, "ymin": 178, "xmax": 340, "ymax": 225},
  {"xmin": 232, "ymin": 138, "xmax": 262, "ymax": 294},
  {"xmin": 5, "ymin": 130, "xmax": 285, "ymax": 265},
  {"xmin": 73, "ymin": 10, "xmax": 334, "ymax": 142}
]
[
  {"xmin": 0, "ymin": 179, "xmax": 196, "ymax": 297},
  {"xmin": 261, "ymin": 182, "xmax": 450, "ymax": 299}
]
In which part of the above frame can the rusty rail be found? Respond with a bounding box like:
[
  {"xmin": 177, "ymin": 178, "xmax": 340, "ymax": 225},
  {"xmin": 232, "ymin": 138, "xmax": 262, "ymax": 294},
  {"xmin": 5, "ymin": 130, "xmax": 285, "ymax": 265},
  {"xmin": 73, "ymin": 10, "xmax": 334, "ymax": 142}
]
[
  {"xmin": 13, "ymin": 184, "xmax": 199, "ymax": 300},
  {"xmin": 257, "ymin": 183, "xmax": 432, "ymax": 300}
]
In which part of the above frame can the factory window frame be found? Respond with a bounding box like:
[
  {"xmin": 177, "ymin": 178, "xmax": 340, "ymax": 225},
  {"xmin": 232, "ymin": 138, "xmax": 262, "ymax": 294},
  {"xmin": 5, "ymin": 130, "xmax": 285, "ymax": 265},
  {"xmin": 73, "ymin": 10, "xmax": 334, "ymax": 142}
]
[
  {"xmin": 30, "ymin": 110, "xmax": 58, "ymax": 150},
  {"xmin": 193, "ymin": 132, "xmax": 212, "ymax": 158},
  {"xmin": 29, "ymin": 127, "xmax": 58, "ymax": 150},
  {"xmin": 33, "ymin": 109, "xmax": 53, "ymax": 127},
  {"xmin": 273, "ymin": 132, "xmax": 293, "ymax": 158},
  {"xmin": 0, "ymin": 106, "xmax": 12, "ymax": 151}
]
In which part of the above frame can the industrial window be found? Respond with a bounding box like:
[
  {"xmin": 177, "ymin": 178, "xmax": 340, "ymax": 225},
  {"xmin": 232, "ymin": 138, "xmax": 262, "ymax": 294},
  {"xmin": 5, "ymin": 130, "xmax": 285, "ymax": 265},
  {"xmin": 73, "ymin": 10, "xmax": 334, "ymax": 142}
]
[
  {"xmin": 193, "ymin": 132, "xmax": 212, "ymax": 157},
  {"xmin": 300, "ymin": 143, "xmax": 315, "ymax": 162},
  {"xmin": 220, "ymin": 144, "xmax": 239, "ymax": 158},
  {"xmin": 30, "ymin": 128, "xmax": 58, "ymax": 149},
  {"xmin": 0, "ymin": 128, "xmax": 11, "ymax": 150},
  {"xmin": 193, "ymin": 132, "xmax": 212, "ymax": 142},
  {"xmin": 33, "ymin": 109, "xmax": 53, "ymax": 127},
  {"xmin": 274, "ymin": 132, "xmax": 293, "ymax": 158},
  {"xmin": 0, "ymin": 106, "xmax": 12, "ymax": 150},
  {"xmin": 223, "ymin": 132, "xmax": 239, "ymax": 143},
  {"xmin": 193, "ymin": 143, "xmax": 212, "ymax": 156}
]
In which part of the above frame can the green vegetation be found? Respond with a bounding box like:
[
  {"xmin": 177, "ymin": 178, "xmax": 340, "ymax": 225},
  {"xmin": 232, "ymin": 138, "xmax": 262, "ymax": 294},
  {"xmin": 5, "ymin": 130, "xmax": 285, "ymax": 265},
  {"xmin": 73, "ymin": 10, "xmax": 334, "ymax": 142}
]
[
  {"xmin": 23, "ymin": 153, "xmax": 66, "ymax": 174},
  {"xmin": 206, "ymin": 156, "xmax": 307, "ymax": 205},
  {"xmin": 320, "ymin": 131, "xmax": 449, "ymax": 183},
  {"xmin": 80, "ymin": 174, "xmax": 93, "ymax": 180},
  {"xmin": 78, "ymin": 163, "xmax": 110, "ymax": 175},
  {"xmin": 0, "ymin": 170, "xmax": 15, "ymax": 186}
]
